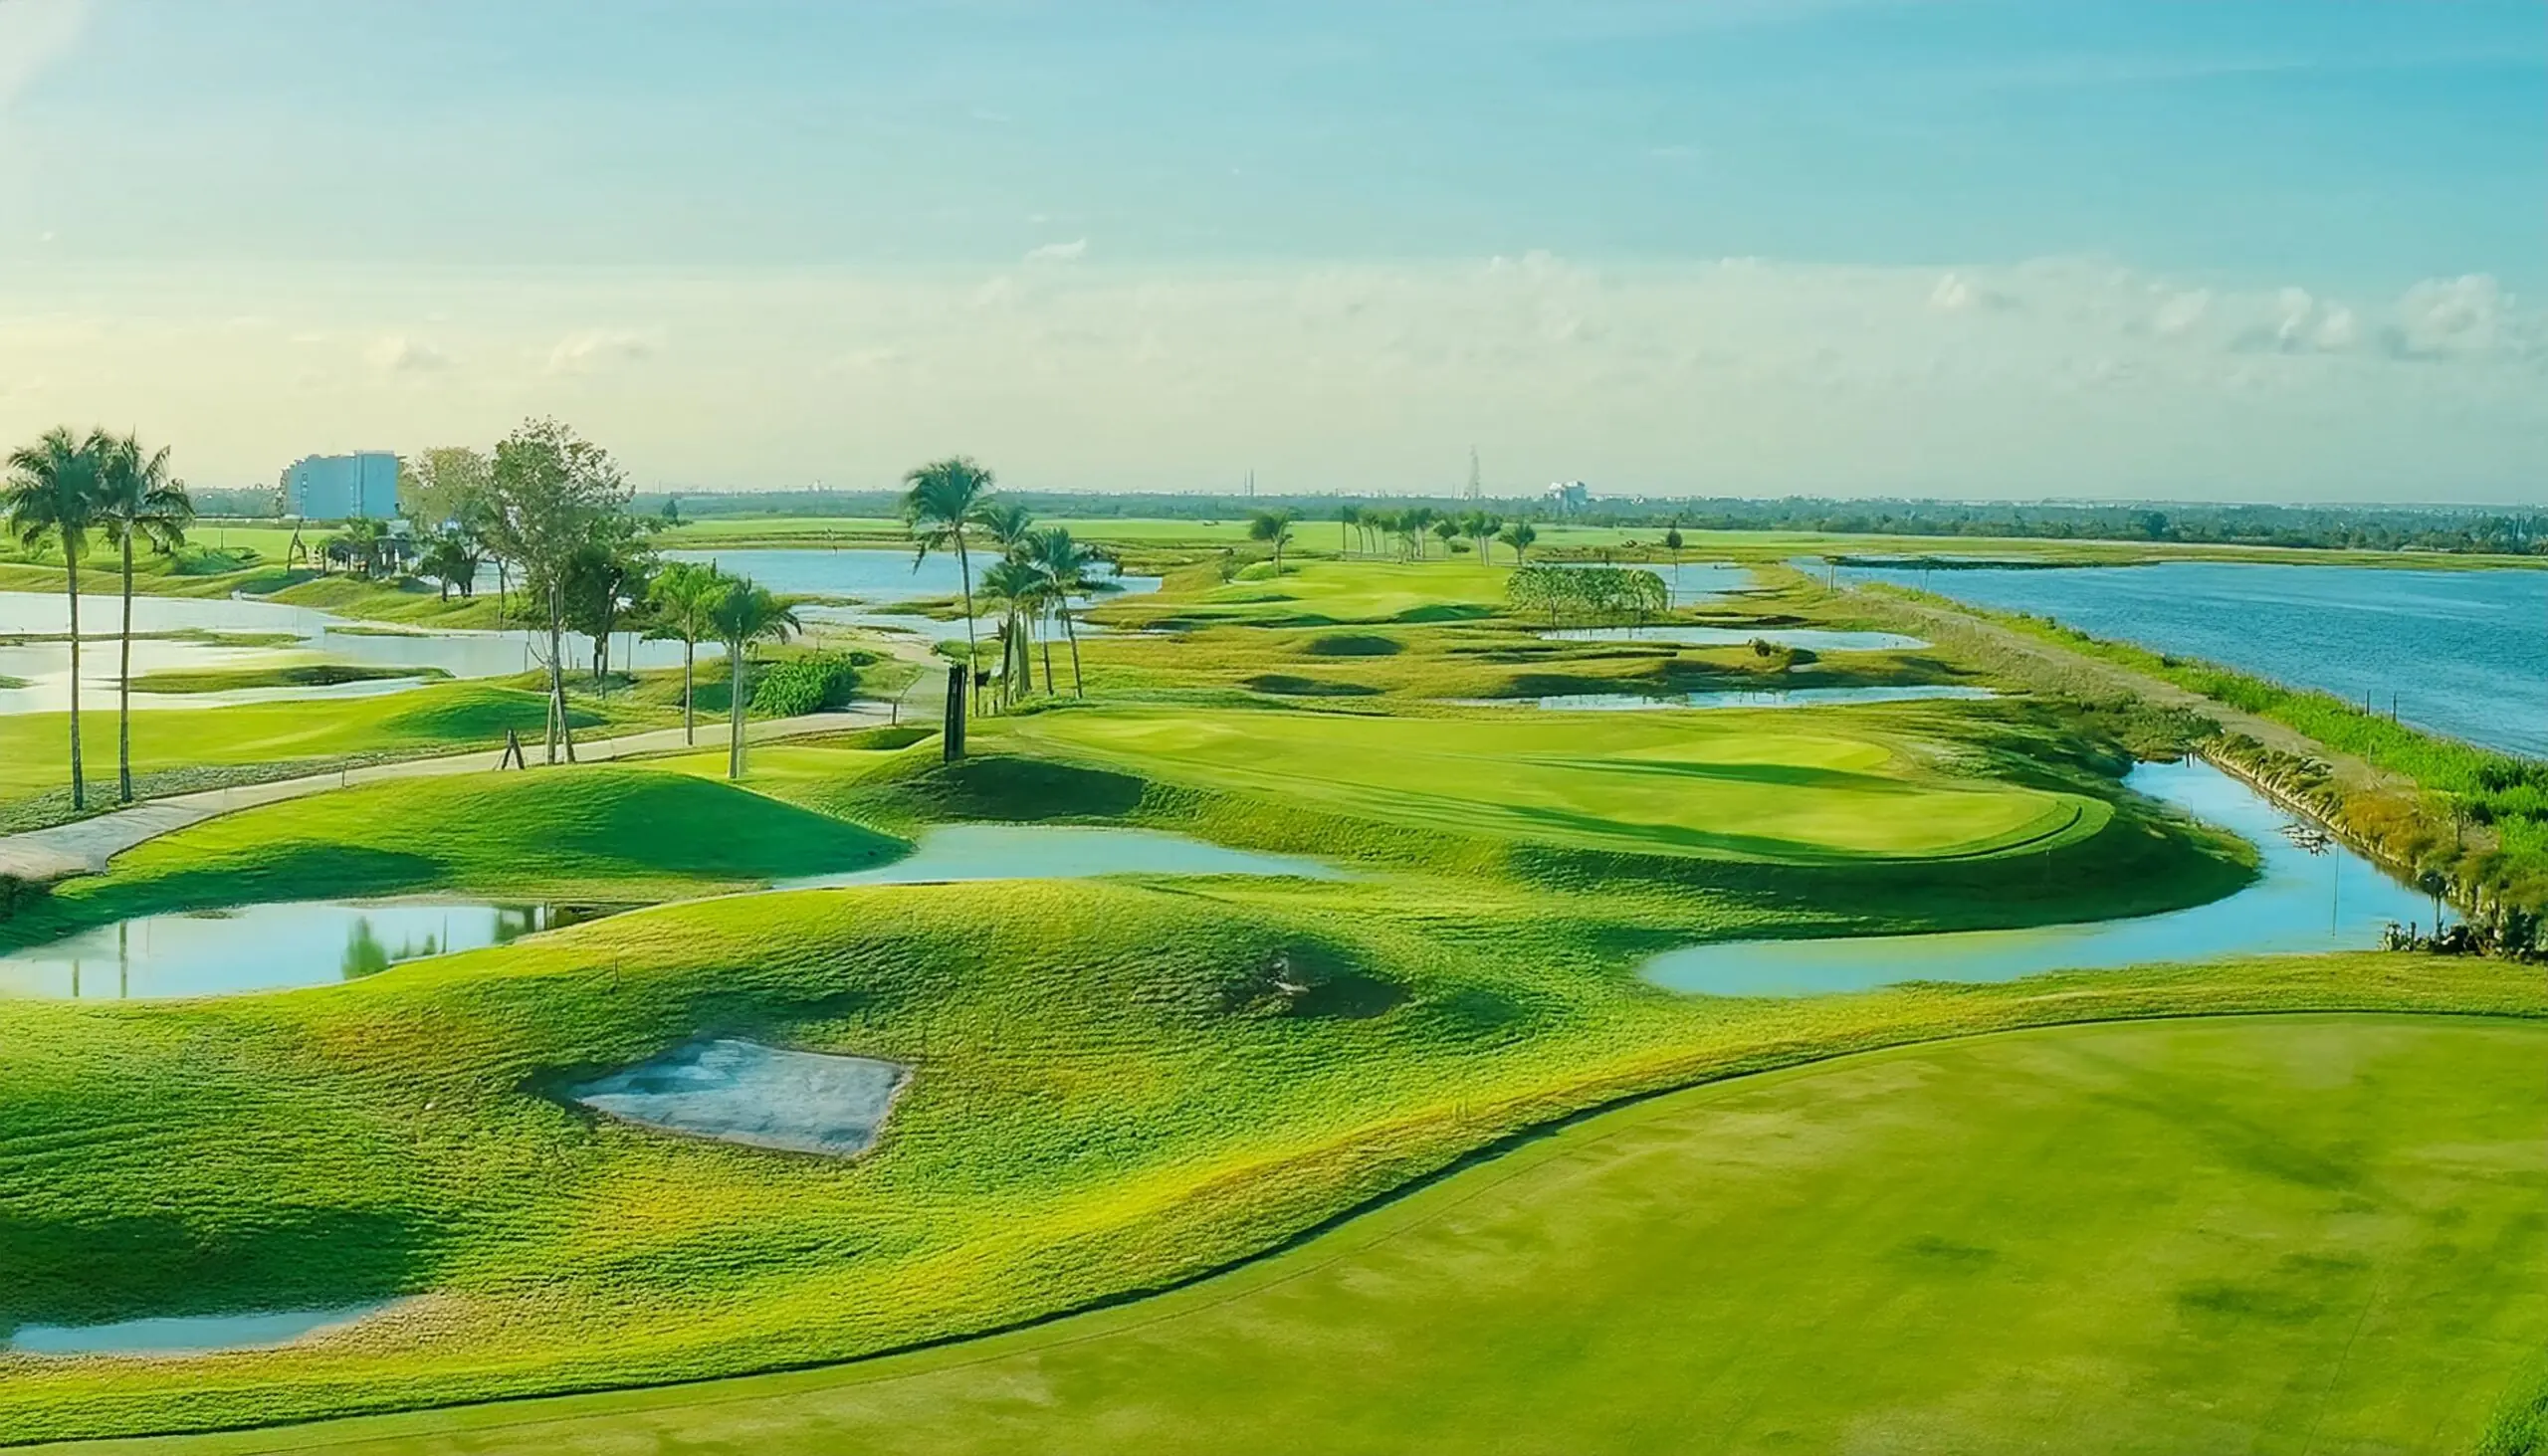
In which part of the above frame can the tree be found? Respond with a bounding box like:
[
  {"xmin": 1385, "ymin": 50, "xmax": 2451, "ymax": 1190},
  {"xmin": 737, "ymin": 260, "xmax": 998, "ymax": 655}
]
[
  {"xmin": 903, "ymin": 456, "xmax": 996, "ymax": 709},
  {"xmin": 557, "ymin": 527, "xmax": 654, "ymax": 684},
  {"xmin": 646, "ymin": 561, "xmax": 728, "ymax": 744},
  {"xmin": 707, "ymin": 577, "xmax": 798, "ymax": 779},
  {"xmin": 399, "ymin": 446, "xmax": 492, "ymax": 527},
  {"xmin": 1027, "ymin": 525, "xmax": 1109, "ymax": 698},
  {"xmin": 1338, "ymin": 504, "xmax": 1361, "ymax": 558},
  {"xmin": 1663, "ymin": 521, "xmax": 1685, "ymax": 603},
  {"xmin": 980, "ymin": 555, "xmax": 1047, "ymax": 706},
  {"xmin": 3, "ymin": 427, "xmax": 106, "ymax": 811},
  {"xmin": 1498, "ymin": 520, "xmax": 1538, "ymax": 564},
  {"xmin": 1248, "ymin": 509, "xmax": 1296, "ymax": 575},
  {"xmin": 94, "ymin": 434, "xmax": 194, "ymax": 803},
  {"xmin": 481, "ymin": 419, "xmax": 633, "ymax": 763},
  {"xmin": 1463, "ymin": 511, "xmax": 1501, "ymax": 563},
  {"xmin": 974, "ymin": 501, "xmax": 1037, "ymax": 558},
  {"xmin": 659, "ymin": 495, "xmax": 683, "ymax": 527},
  {"xmin": 1432, "ymin": 517, "xmax": 1462, "ymax": 555},
  {"xmin": 419, "ymin": 530, "xmax": 481, "ymax": 601}
]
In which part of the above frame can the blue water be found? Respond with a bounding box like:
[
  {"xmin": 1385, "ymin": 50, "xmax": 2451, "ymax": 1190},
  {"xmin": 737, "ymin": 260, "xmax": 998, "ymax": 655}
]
[
  {"xmin": 1643, "ymin": 759, "xmax": 2431, "ymax": 997},
  {"xmin": 0, "ymin": 901, "xmax": 581, "ymax": 1000},
  {"xmin": 9, "ymin": 1303, "xmax": 392, "ymax": 1356},
  {"xmin": 784, "ymin": 824, "xmax": 1348, "ymax": 888},
  {"xmin": 1543, "ymin": 626, "xmax": 1927, "ymax": 652},
  {"xmin": 1465, "ymin": 686, "xmax": 1999, "ymax": 713},
  {"xmin": 1837, "ymin": 560, "xmax": 2548, "ymax": 756}
]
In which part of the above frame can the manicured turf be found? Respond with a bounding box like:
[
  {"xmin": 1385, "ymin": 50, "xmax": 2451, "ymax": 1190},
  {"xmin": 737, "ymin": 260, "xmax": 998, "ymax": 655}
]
[
  {"xmin": 44, "ymin": 1014, "xmax": 2548, "ymax": 1456},
  {"xmin": 0, "ymin": 683, "xmax": 664, "ymax": 824},
  {"xmin": 994, "ymin": 703, "xmax": 2103, "ymax": 863},
  {"xmin": 1, "ymin": 768, "xmax": 907, "ymax": 944}
]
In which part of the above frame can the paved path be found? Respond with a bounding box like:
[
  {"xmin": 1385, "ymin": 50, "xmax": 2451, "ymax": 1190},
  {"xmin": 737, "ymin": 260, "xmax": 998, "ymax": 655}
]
[{"xmin": 0, "ymin": 700, "xmax": 922, "ymax": 884}]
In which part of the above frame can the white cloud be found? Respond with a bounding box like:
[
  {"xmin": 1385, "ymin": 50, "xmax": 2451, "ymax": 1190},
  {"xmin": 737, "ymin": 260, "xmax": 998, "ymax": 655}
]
[
  {"xmin": 365, "ymin": 334, "xmax": 452, "ymax": 374},
  {"xmin": 0, "ymin": 0, "xmax": 85, "ymax": 110},
  {"xmin": 544, "ymin": 327, "xmax": 660, "ymax": 375},
  {"xmin": 2382, "ymin": 274, "xmax": 2507, "ymax": 359},
  {"xmin": 1023, "ymin": 239, "xmax": 1089, "ymax": 265},
  {"xmin": 2151, "ymin": 289, "xmax": 2210, "ymax": 336},
  {"xmin": 1929, "ymin": 272, "xmax": 2017, "ymax": 313}
]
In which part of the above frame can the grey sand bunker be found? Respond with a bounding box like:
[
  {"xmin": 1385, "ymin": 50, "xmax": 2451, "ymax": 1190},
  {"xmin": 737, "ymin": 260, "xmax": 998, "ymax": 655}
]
[{"xmin": 569, "ymin": 1039, "xmax": 910, "ymax": 1156}]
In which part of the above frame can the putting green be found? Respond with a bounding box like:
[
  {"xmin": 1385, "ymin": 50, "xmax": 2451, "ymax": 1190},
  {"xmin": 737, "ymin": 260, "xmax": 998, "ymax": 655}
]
[
  {"xmin": 996, "ymin": 704, "xmax": 2104, "ymax": 863},
  {"xmin": 73, "ymin": 1014, "xmax": 2548, "ymax": 1456}
]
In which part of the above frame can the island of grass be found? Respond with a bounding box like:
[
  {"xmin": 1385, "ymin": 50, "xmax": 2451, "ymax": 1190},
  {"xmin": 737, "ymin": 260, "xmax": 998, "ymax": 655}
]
[{"xmin": 127, "ymin": 662, "xmax": 453, "ymax": 695}]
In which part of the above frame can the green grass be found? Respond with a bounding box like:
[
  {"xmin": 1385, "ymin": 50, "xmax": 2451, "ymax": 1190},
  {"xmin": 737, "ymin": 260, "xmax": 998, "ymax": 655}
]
[
  {"xmin": 1, "ymin": 550, "xmax": 2533, "ymax": 1449},
  {"xmin": 990, "ymin": 703, "xmax": 2104, "ymax": 864},
  {"xmin": 66, "ymin": 1013, "xmax": 2548, "ymax": 1456},
  {"xmin": 0, "ymin": 768, "xmax": 907, "ymax": 945},
  {"xmin": 126, "ymin": 663, "xmax": 451, "ymax": 695},
  {"xmin": 0, "ymin": 683, "xmax": 668, "ymax": 829}
]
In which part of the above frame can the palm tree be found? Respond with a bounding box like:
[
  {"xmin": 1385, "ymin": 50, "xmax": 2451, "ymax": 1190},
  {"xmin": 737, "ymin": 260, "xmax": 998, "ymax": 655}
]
[
  {"xmin": 903, "ymin": 456, "xmax": 996, "ymax": 709},
  {"xmin": 4, "ymin": 427, "xmax": 106, "ymax": 811},
  {"xmin": 1465, "ymin": 512, "xmax": 1501, "ymax": 563},
  {"xmin": 1026, "ymin": 526, "xmax": 1108, "ymax": 698},
  {"xmin": 974, "ymin": 501, "xmax": 1037, "ymax": 558},
  {"xmin": 1432, "ymin": 517, "xmax": 1461, "ymax": 556},
  {"xmin": 646, "ymin": 560, "xmax": 727, "ymax": 744},
  {"xmin": 707, "ymin": 576, "xmax": 798, "ymax": 779},
  {"xmin": 1338, "ymin": 504, "xmax": 1361, "ymax": 558},
  {"xmin": 980, "ymin": 555, "xmax": 1047, "ymax": 706},
  {"xmin": 1248, "ymin": 509, "xmax": 1296, "ymax": 576},
  {"xmin": 1498, "ymin": 520, "xmax": 1537, "ymax": 564},
  {"xmin": 419, "ymin": 530, "xmax": 480, "ymax": 601},
  {"xmin": 95, "ymin": 434, "xmax": 194, "ymax": 803}
]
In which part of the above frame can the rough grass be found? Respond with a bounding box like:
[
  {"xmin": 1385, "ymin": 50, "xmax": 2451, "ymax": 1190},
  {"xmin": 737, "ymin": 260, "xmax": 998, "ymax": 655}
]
[{"xmin": 71, "ymin": 1014, "xmax": 2548, "ymax": 1456}]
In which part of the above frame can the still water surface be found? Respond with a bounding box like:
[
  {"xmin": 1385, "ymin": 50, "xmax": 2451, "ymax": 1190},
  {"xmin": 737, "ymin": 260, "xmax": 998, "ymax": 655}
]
[
  {"xmin": 1836, "ymin": 560, "xmax": 2548, "ymax": 756},
  {"xmin": 0, "ymin": 901, "xmax": 584, "ymax": 1000}
]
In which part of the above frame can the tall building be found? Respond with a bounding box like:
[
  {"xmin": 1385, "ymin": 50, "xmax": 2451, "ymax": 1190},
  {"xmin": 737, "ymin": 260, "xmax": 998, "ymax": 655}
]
[
  {"xmin": 1545, "ymin": 480, "xmax": 1591, "ymax": 514},
  {"xmin": 285, "ymin": 453, "xmax": 400, "ymax": 520}
]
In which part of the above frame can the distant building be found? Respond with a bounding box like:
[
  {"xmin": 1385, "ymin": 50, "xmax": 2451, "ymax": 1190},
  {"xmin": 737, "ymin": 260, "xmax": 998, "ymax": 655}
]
[
  {"xmin": 1545, "ymin": 480, "xmax": 1591, "ymax": 514},
  {"xmin": 285, "ymin": 453, "xmax": 399, "ymax": 520}
]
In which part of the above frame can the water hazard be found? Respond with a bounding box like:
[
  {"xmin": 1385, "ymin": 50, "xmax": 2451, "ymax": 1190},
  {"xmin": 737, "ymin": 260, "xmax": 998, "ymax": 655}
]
[
  {"xmin": 1465, "ymin": 686, "xmax": 1997, "ymax": 713},
  {"xmin": 1541, "ymin": 625, "xmax": 1927, "ymax": 652},
  {"xmin": 1833, "ymin": 559, "xmax": 2548, "ymax": 756},
  {"xmin": 8, "ymin": 1302, "xmax": 394, "ymax": 1357},
  {"xmin": 0, "ymin": 901, "xmax": 594, "ymax": 1000},
  {"xmin": 784, "ymin": 824, "xmax": 1349, "ymax": 888},
  {"xmin": 1642, "ymin": 758, "xmax": 2431, "ymax": 996},
  {"xmin": 663, "ymin": 548, "xmax": 1161, "ymax": 643}
]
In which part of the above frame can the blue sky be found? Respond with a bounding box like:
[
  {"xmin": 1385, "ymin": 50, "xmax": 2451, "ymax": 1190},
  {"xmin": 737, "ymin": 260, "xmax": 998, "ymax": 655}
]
[{"xmin": 0, "ymin": 0, "xmax": 2540, "ymax": 499}]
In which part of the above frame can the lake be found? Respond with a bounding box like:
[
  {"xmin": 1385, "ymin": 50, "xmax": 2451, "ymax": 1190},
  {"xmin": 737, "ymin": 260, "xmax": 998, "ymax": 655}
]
[
  {"xmin": 1835, "ymin": 560, "xmax": 2548, "ymax": 756},
  {"xmin": 662, "ymin": 548, "xmax": 1161, "ymax": 642}
]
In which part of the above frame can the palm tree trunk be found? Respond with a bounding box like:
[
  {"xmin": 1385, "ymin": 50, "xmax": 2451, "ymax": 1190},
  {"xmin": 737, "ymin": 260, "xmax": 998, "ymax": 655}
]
[
  {"xmin": 65, "ymin": 549, "xmax": 85, "ymax": 812},
  {"xmin": 1040, "ymin": 610, "xmax": 1055, "ymax": 694},
  {"xmin": 955, "ymin": 533, "xmax": 978, "ymax": 716},
  {"xmin": 682, "ymin": 635, "xmax": 696, "ymax": 744},
  {"xmin": 1062, "ymin": 602, "xmax": 1084, "ymax": 697},
  {"xmin": 727, "ymin": 641, "xmax": 746, "ymax": 779},
  {"xmin": 117, "ymin": 536, "xmax": 135, "ymax": 803}
]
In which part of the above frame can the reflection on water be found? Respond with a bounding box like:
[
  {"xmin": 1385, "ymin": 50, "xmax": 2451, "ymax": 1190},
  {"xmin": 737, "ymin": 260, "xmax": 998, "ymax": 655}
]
[
  {"xmin": 1833, "ymin": 559, "xmax": 2548, "ymax": 756},
  {"xmin": 1462, "ymin": 686, "xmax": 1999, "ymax": 713},
  {"xmin": 8, "ymin": 1302, "xmax": 394, "ymax": 1357},
  {"xmin": 0, "ymin": 901, "xmax": 595, "ymax": 1000},
  {"xmin": 1643, "ymin": 758, "xmax": 2432, "ymax": 997},
  {"xmin": 1541, "ymin": 625, "xmax": 1928, "ymax": 652},
  {"xmin": 668, "ymin": 548, "xmax": 1162, "ymax": 642},
  {"xmin": 782, "ymin": 824, "xmax": 1348, "ymax": 888}
]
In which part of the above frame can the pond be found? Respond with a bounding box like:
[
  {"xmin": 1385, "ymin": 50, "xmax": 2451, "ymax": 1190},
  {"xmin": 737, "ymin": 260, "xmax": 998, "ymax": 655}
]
[
  {"xmin": 1463, "ymin": 686, "xmax": 1999, "ymax": 713},
  {"xmin": 0, "ymin": 900, "xmax": 593, "ymax": 1001},
  {"xmin": 568, "ymin": 1039, "xmax": 909, "ymax": 1156},
  {"xmin": 1541, "ymin": 625, "xmax": 1928, "ymax": 652},
  {"xmin": 1831, "ymin": 559, "xmax": 2548, "ymax": 756},
  {"xmin": 0, "ymin": 591, "xmax": 713, "ymax": 715},
  {"xmin": 1642, "ymin": 758, "xmax": 2431, "ymax": 997},
  {"xmin": 8, "ymin": 1303, "xmax": 394, "ymax": 1357},
  {"xmin": 663, "ymin": 548, "xmax": 1162, "ymax": 642},
  {"xmin": 783, "ymin": 824, "xmax": 1350, "ymax": 888}
]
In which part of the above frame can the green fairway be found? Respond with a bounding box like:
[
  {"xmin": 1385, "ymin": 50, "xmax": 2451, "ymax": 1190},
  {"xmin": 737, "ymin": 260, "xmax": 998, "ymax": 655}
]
[
  {"xmin": 994, "ymin": 703, "xmax": 2104, "ymax": 863},
  {"xmin": 50, "ymin": 1014, "xmax": 2548, "ymax": 1456}
]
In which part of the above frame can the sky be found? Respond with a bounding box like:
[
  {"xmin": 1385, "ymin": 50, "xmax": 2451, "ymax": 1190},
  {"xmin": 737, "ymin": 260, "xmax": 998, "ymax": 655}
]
[{"xmin": 0, "ymin": 0, "xmax": 2540, "ymax": 502}]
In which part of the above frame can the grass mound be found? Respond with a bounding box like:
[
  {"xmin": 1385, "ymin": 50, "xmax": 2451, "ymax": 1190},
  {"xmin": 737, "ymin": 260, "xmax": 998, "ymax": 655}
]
[{"xmin": 8, "ymin": 769, "xmax": 906, "ymax": 939}]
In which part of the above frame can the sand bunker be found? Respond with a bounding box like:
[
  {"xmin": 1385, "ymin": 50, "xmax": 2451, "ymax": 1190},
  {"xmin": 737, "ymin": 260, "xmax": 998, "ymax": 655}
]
[{"xmin": 568, "ymin": 1039, "xmax": 910, "ymax": 1156}]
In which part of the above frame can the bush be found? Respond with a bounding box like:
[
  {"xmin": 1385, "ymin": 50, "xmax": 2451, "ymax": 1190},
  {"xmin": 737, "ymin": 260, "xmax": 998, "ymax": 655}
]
[{"xmin": 749, "ymin": 653, "xmax": 861, "ymax": 718}]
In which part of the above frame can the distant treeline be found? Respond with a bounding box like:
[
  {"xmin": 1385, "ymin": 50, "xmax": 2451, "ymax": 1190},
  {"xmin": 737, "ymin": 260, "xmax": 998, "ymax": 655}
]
[
  {"xmin": 622, "ymin": 490, "xmax": 2544, "ymax": 555},
  {"xmin": 212, "ymin": 479, "xmax": 2544, "ymax": 556}
]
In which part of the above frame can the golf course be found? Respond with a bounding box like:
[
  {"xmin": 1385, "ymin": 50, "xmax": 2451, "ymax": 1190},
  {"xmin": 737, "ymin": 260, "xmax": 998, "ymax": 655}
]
[{"xmin": 2, "ymin": 515, "xmax": 2543, "ymax": 1455}]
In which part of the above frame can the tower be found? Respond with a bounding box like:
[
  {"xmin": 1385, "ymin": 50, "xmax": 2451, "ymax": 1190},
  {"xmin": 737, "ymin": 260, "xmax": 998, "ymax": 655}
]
[{"xmin": 1466, "ymin": 446, "xmax": 1481, "ymax": 501}]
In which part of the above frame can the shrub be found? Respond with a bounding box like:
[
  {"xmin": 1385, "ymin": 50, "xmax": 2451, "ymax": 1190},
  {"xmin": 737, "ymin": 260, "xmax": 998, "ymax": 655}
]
[{"xmin": 749, "ymin": 653, "xmax": 861, "ymax": 718}]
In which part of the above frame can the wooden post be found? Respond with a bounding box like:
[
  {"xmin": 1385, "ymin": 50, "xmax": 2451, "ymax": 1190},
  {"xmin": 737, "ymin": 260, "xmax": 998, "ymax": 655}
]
[{"xmin": 942, "ymin": 663, "xmax": 966, "ymax": 761}]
